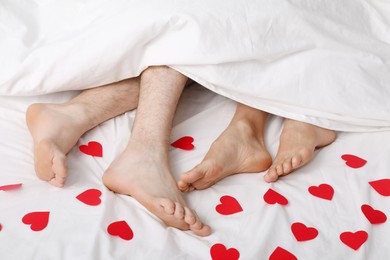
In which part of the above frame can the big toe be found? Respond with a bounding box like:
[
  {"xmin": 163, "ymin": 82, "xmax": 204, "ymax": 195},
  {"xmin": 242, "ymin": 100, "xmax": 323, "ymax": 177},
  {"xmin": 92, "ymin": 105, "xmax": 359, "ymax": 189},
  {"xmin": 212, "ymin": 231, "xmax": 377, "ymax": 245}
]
[
  {"xmin": 181, "ymin": 167, "xmax": 206, "ymax": 184},
  {"xmin": 178, "ymin": 167, "xmax": 206, "ymax": 191}
]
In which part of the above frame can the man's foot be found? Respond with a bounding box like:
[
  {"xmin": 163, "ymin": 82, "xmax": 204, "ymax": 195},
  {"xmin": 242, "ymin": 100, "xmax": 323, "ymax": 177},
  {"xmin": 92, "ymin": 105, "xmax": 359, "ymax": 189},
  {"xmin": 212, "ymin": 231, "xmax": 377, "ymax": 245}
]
[
  {"xmin": 178, "ymin": 119, "xmax": 272, "ymax": 192},
  {"xmin": 26, "ymin": 103, "xmax": 92, "ymax": 187},
  {"xmin": 264, "ymin": 119, "xmax": 337, "ymax": 182},
  {"xmin": 102, "ymin": 142, "xmax": 211, "ymax": 236}
]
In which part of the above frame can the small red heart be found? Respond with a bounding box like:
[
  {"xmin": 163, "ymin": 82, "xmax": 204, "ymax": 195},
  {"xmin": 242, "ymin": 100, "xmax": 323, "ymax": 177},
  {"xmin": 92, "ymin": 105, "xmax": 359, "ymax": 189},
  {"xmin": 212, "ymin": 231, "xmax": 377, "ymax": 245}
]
[
  {"xmin": 0, "ymin": 183, "xmax": 22, "ymax": 191},
  {"xmin": 171, "ymin": 136, "xmax": 195, "ymax": 150},
  {"xmin": 210, "ymin": 243, "xmax": 239, "ymax": 260},
  {"xmin": 340, "ymin": 231, "xmax": 368, "ymax": 250},
  {"xmin": 22, "ymin": 211, "xmax": 50, "ymax": 231},
  {"xmin": 79, "ymin": 141, "xmax": 103, "ymax": 157},
  {"xmin": 308, "ymin": 184, "xmax": 334, "ymax": 200},
  {"xmin": 0, "ymin": 223, "xmax": 2, "ymax": 232},
  {"xmin": 269, "ymin": 246, "xmax": 297, "ymax": 260},
  {"xmin": 107, "ymin": 220, "xmax": 133, "ymax": 241},
  {"xmin": 76, "ymin": 189, "xmax": 102, "ymax": 206},
  {"xmin": 369, "ymin": 179, "xmax": 390, "ymax": 196},
  {"xmin": 216, "ymin": 195, "xmax": 243, "ymax": 215},
  {"xmin": 361, "ymin": 204, "xmax": 387, "ymax": 224},
  {"xmin": 341, "ymin": 154, "xmax": 367, "ymax": 169},
  {"xmin": 263, "ymin": 188, "xmax": 288, "ymax": 205},
  {"xmin": 291, "ymin": 222, "xmax": 318, "ymax": 241}
]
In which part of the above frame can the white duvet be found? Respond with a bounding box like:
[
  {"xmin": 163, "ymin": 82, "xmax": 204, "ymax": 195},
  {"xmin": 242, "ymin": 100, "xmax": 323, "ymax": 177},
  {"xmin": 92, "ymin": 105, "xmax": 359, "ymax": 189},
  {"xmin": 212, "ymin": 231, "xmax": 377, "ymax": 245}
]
[{"xmin": 1, "ymin": 0, "xmax": 390, "ymax": 131}]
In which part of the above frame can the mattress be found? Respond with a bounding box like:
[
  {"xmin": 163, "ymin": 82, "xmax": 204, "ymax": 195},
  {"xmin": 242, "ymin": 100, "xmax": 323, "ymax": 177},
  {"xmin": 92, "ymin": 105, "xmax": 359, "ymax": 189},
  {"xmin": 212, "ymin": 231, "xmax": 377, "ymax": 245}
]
[{"xmin": 0, "ymin": 84, "xmax": 389, "ymax": 259}]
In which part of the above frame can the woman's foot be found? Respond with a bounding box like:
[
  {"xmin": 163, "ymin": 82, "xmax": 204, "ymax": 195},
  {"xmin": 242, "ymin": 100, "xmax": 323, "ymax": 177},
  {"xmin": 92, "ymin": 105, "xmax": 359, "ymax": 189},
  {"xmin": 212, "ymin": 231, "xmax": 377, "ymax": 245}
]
[
  {"xmin": 178, "ymin": 119, "xmax": 272, "ymax": 192},
  {"xmin": 102, "ymin": 142, "xmax": 211, "ymax": 236},
  {"xmin": 26, "ymin": 103, "xmax": 92, "ymax": 187},
  {"xmin": 264, "ymin": 119, "xmax": 337, "ymax": 182}
]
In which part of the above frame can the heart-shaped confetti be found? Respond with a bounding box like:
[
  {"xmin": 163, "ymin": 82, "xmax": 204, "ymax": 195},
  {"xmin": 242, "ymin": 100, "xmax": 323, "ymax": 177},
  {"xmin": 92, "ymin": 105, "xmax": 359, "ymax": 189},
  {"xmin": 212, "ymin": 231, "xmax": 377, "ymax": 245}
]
[
  {"xmin": 215, "ymin": 195, "xmax": 243, "ymax": 215},
  {"xmin": 171, "ymin": 136, "xmax": 195, "ymax": 150},
  {"xmin": 210, "ymin": 243, "xmax": 239, "ymax": 260},
  {"xmin": 107, "ymin": 220, "xmax": 133, "ymax": 241},
  {"xmin": 263, "ymin": 189, "xmax": 288, "ymax": 205},
  {"xmin": 308, "ymin": 184, "xmax": 334, "ymax": 200},
  {"xmin": 0, "ymin": 183, "xmax": 22, "ymax": 191},
  {"xmin": 369, "ymin": 179, "xmax": 390, "ymax": 196},
  {"xmin": 361, "ymin": 204, "xmax": 387, "ymax": 224},
  {"xmin": 291, "ymin": 222, "xmax": 318, "ymax": 241},
  {"xmin": 269, "ymin": 246, "xmax": 297, "ymax": 260},
  {"xmin": 22, "ymin": 211, "xmax": 50, "ymax": 231},
  {"xmin": 79, "ymin": 141, "xmax": 103, "ymax": 157},
  {"xmin": 340, "ymin": 231, "xmax": 368, "ymax": 250},
  {"xmin": 76, "ymin": 188, "xmax": 102, "ymax": 206},
  {"xmin": 341, "ymin": 154, "xmax": 367, "ymax": 169}
]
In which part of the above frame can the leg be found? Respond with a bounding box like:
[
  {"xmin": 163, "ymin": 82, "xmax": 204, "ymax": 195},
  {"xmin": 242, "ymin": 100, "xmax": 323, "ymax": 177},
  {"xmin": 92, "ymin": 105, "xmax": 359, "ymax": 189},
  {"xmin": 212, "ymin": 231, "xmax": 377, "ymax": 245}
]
[
  {"xmin": 264, "ymin": 118, "xmax": 337, "ymax": 182},
  {"xmin": 102, "ymin": 66, "xmax": 211, "ymax": 236},
  {"xmin": 26, "ymin": 77, "xmax": 140, "ymax": 187},
  {"xmin": 178, "ymin": 103, "xmax": 272, "ymax": 191}
]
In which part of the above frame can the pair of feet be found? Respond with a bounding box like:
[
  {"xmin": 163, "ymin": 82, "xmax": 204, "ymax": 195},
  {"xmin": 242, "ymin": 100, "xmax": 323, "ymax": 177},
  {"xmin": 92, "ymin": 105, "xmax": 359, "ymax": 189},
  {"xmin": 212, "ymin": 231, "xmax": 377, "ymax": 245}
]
[
  {"xmin": 26, "ymin": 103, "xmax": 336, "ymax": 237},
  {"xmin": 179, "ymin": 117, "xmax": 337, "ymax": 191},
  {"xmin": 26, "ymin": 102, "xmax": 211, "ymax": 236}
]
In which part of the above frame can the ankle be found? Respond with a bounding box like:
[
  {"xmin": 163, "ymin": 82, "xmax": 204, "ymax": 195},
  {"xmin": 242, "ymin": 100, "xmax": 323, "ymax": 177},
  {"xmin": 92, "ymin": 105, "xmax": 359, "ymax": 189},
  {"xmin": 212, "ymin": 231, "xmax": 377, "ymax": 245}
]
[
  {"xmin": 231, "ymin": 118, "xmax": 265, "ymax": 143},
  {"xmin": 125, "ymin": 139, "xmax": 169, "ymax": 160},
  {"xmin": 61, "ymin": 102, "xmax": 96, "ymax": 132}
]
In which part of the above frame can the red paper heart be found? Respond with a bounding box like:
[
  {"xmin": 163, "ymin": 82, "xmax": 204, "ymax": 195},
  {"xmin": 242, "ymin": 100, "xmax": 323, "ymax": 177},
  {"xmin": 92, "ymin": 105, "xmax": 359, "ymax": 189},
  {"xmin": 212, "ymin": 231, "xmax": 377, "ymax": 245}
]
[
  {"xmin": 76, "ymin": 188, "xmax": 102, "ymax": 206},
  {"xmin": 369, "ymin": 179, "xmax": 390, "ymax": 196},
  {"xmin": 22, "ymin": 211, "xmax": 50, "ymax": 231},
  {"xmin": 291, "ymin": 222, "xmax": 319, "ymax": 241},
  {"xmin": 171, "ymin": 136, "xmax": 195, "ymax": 150},
  {"xmin": 0, "ymin": 183, "xmax": 22, "ymax": 191},
  {"xmin": 308, "ymin": 184, "xmax": 334, "ymax": 200},
  {"xmin": 210, "ymin": 243, "xmax": 240, "ymax": 260},
  {"xmin": 263, "ymin": 188, "xmax": 288, "ymax": 205},
  {"xmin": 341, "ymin": 154, "xmax": 367, "ymax": 169},
  {"xmin": 269, "ymin": 246, "xmax": 297, "ymax": 260},
  {"xmin": 0, "ymin": 223, "xmax": 2, "ymax": 232},
  {"xmin": 216, "ymin": 195, "xmax": 243, "ymax": 215},
  {"xmin": 79, "ymin": 141, "xmax": 103, "ymax": 157},
  {"xmin": 340, "ymin": 231, "xmax": 368, "ymax": 250},
  {"xmin": 361, "ymin": 204, "xmax": 387, "ymax": 224},
  {"xmin": 107, "ymin": 220, "xmax": 133, "ymax": 241}
]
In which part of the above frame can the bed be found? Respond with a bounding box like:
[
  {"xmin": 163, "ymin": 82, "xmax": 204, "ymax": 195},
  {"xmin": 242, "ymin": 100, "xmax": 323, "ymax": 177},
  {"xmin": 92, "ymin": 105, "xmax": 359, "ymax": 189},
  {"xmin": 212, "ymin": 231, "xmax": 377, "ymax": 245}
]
[{"xmin": 1, "ymin": 0, "xmax": 390, "ymax": 259}]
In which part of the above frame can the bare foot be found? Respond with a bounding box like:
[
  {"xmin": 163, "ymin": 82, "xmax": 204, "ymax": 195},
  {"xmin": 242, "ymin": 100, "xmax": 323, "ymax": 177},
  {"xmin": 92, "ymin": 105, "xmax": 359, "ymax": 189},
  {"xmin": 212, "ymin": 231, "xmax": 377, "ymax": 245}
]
[
  {"xmin": 26, "ymin": 103, "xmax": 91, "ymax": 187},
  {"xmin": 264, "ymin": 119, "xmax": 336, "ymax": 182},
  {"xmin": 102, "ymin": 142, "xmax": 211, "ymax": 236},
  {"xmin": 178, "ymin": 119, "xmax": 272, "ymax": 192}
]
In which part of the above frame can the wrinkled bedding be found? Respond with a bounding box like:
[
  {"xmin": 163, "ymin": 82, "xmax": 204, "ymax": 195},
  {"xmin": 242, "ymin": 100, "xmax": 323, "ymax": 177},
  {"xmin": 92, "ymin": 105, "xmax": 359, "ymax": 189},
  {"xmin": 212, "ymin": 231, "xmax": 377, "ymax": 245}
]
[
  {"xmin": 1, "ymin": 0, "xmax": 390, "ymax": 131},
  {"xmin": 1, "ymin": 1, "xmax": 390, "ymax": 259}
]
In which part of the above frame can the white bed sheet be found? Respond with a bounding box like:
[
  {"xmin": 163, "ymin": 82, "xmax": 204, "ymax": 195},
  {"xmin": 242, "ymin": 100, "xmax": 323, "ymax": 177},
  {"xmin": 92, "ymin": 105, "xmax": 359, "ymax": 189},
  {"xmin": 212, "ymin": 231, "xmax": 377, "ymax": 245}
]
[
  {"xmin": 1, "ymin": 84, "xmax": 389, "ymax": 260},
  {"xmin": 1, "ymin": 0, "xmax": 390, "ymax": 132}
]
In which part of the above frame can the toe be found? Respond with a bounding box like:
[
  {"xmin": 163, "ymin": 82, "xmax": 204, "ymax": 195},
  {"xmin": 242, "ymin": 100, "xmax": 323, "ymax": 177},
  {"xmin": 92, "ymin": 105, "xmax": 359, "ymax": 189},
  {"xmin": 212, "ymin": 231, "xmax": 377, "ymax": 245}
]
[
  {"xmin": 264, "ymin": 167, "xmax": 278, "ymax": 182},
  {"xmin": 52, "ymin": 153, "xmax": 67, "ymax": 187},
  {"xmin": 276, "ymin": 164, "xmax": 284, "ymax": 176},
  {"xmin": 184, "ymin": 207, "xmax": 197, "ymax": 226},
  {"xmin": 193, "ymin": 224, "xmax": 212, "ymax": 237},
  {"xmin": 177, "ymin": 180, "xmax": 191, "ymax": 192},
  {"xmin": 291, "ymin": 154, "xmax": 303, "ymax": 169},
  {"xmin": 189, "ymin": 212, "xmax": 211, "ymax": 237},
  {"xmin": 282, "ymin": 160, "xmax": 293, "ymax": 175},
  {"xmin": 173, "ymin": 202, "xmax": 185, "ymax": 219},
  {"xmin": 180, "ymin": 168, "xmax": 205, "ymax": 184},
  {"xmin": 49, "ymin": 177, "xmax": 65, "ymax": 188},
  {"xmin": 35, "ymin": 140, "xmax": 55, "ymax": 181},
  {"xmin": 159, "ymin": 198, "xmax": 176, "ymax": 215}
]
